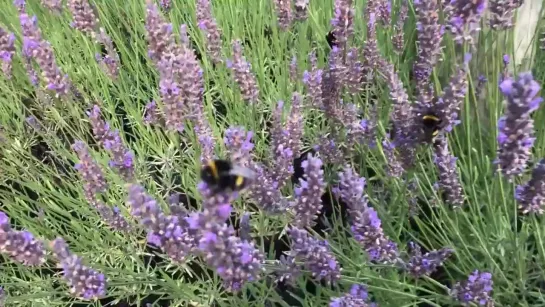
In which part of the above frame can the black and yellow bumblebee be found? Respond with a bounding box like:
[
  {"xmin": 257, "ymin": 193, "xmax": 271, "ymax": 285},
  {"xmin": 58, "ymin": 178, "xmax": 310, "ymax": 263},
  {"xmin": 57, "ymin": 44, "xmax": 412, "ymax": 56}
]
[
  {"xmin": 420, "ymin": 112, "xmax": 443, "ymax": 143},
  {"xmin": 200, "ymin": 159, "xmax": 255, "ymax": 193}
]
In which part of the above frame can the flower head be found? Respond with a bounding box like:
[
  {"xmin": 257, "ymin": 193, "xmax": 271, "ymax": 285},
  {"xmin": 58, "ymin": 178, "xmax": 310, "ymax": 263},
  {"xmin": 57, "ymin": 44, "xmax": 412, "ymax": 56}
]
[
  {"xmin": 433, "ymin": 136, "xmax": 464, "ymax": 208},
  {"xmin": 515, "ymin": 159, "xmax": 545, "ymax": 214},
  {"xmin": 413, "ymin": 0, "xmax": 443, "ymax": 86},
  {"xmin": 0, "ymin": 212, "xmax": 46, "ymax": 266},
  {"xmin": 451, "ymin": 270, "xmax": 494, "ymax": 306},
  {"xmin": 405, "ymin": 242, "xmax": 453, "ymax": 278},
  {"xmin": 67, "ymin": 0, "xmax": 98, "ymax": 35},
  {"xmin": 0, "ymin": 27, "xmax": 16, "ymax": 79},
  {"xmin": 330, "ymin": 284, "xmax": 377, "ymax": 307},
  {"xmin": 273, "ymin": 0, "xmax": 292, "ymax": 30},
  {"xmin": 229, "ymin": 40, "xmax": 260, "ymax": 104},
  {"xmin": 292, "ymin": 154, "xmax": 326, "ymax": 228},
  {"xmin": 489, "ymin": 0, "xmax": 524, "ymax": 30},
  {"xmin": 196, "ymin": 0, "xmax": 223, "ymax": 63},
  {"xmin": 302, "ymin": 50, "xmax": 323, "ymax": 108},
  {"xmin": 444, "ymin": 0, "xmax": 487, "ymax": 43}
]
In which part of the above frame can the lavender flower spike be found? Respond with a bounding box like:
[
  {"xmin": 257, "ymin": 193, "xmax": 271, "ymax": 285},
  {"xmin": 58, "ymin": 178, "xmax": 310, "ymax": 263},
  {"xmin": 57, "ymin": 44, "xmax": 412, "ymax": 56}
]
[
  {"xmin": 50, "ymin": 238, "xmax": 107, "ymax": 300},
  {"xmin": 413, "ymin": 0, "xmax": 443, "ymax": 86},
  {"xmin": 41, "ymin": 0, "xmax": 62, "ymax": 13},
  {"xmin": 228, "ymin": 40, "xmax": 260, "ymax": 104},
  {"xmin": 302, "ymin": 50, "xmax": 323, "ymax": 108},
  {"xmin": 67, "ymin": 0, "xmax": 98, "ymax": 35},
  {"xmin": 224, "ymin": 126, "xmax": 254, "ymax": 167},
  {"xmin": 330, "ymin": 284, "xmax": 377, "ymax": 307},
  {"xmin": 330, "ymin": 0, "xmax": 354, "ymax": 47},
  {"xmin": 0, "ymin": 211, "xmax": 46, "ymax": 266},
  {"xmin": 196, "ymin": 0, "xmax": 223, "ymax": 63},
  {"xmin": 273, "ymin": 0, "xmax": 292, "ymax": 30},
  {"xmin": 145, "ymin": 0, "xmax": 176, "ymax": 64},
  {"xmin": 288, "ymin": 228, "xmax": 341, "ymax": 284},
  {"xmin": 19, "ymin": 14, "xmax": 71, "ymax": 96},
  {"xmin": 444, "ymin": 0, "xmax": 486, "ymax": 44},
  {"xmin": 0, "ymin": 27, "xmax": 16, "ymax": 79},
  {"xmin": 393, "ymin": 0, "xmax": 408, "ymax": 54},
  {"xmin": 515, "ymin": 159, "xmax": 545, "ymax": 214},
  {"xmin": 294, "ymin": 0, "xmax": 310, "ymax": 21},
  {"xmin": 72, "ymin": 140, "xmax": 108, "ymax": 199},
  {"xmin": 451, "ymin": 270, "xmax": 494, "ymax": 306},
  {"xmin": 333, "ymin": 166, "xmax": 399, "ymax": 264},
  {"xmin": 433, "ymin": 136, "xmax": 464, "ymax": 208},
  {"xmin": 496, "ymin": 72, "xmax": 543, "ymax": 178},
  {"xmin": 292, "ymin": 154, "xmax": 326, "ymax": 228},
  {"xmin": 405, "ymin": 242, "xmax": 453, "ymax": 278},
  {"xmin": 488, "ymin": 0, "xmax": 524, "ymax": 30}
]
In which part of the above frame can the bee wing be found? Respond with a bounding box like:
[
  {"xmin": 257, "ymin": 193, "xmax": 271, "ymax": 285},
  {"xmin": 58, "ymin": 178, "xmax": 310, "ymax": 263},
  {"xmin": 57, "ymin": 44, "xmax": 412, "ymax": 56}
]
[{"xmin": 229, "ymin": 165, "xmax": 256, "ymax": 180}]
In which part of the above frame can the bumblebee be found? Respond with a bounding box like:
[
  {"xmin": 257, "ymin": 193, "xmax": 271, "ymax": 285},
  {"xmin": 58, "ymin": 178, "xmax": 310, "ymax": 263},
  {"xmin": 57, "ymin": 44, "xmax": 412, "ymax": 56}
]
[
  {"xmin": 421, "ymin": 113, "xmax": 443, "ymax": 143},
  {"xmin": 200, "ymin": 159, "xmax": 255, "ymax": 193}
]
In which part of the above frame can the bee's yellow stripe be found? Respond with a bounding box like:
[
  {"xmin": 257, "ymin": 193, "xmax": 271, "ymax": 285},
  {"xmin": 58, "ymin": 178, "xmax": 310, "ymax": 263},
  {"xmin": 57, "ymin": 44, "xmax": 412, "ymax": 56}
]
[
  {"xmin": 432, "ymin": 130, "xmax": 439, "ymax": 136},
  {"xmin": 207, "ymin": 161, "xmax": 219, "ymax": 179},
  {"xmin": 422, "ymin": 115, "xmax": 440, "ymax": 122},
  {"xmin": 235, "ymin": 176, "xmax": 244, "ymax": 187}
]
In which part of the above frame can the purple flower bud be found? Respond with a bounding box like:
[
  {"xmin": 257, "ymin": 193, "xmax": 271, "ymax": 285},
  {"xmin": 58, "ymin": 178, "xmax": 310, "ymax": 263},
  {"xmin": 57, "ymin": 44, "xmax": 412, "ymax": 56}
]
[
  {"xmin": 334, "ymin": 167, "xmax": 399, "ymax": 264},
  {"xmin": 95, "ymin": 28, "xmax": 120, "ymax": 80},
  {"xmin": 273, "ymin": 0, "xmax": 292, "ymax": 30},
  {"xmin": 0, "ymin": 28, "xmax": 15, "ymax": 79},
  {"xmin": 67, "ymin": 0, "xmax": 98, "ymax": 35},
  {"xmin": 331, "ymin": 0, "xmax": 354, "ymax": 45},
  {"xmin": 247, "ymin": 164, "xmax": 290, "ymax": 213},
  {"xmin": 393, "ymin": 0, "xmax": 408, "ymax": 54},
  {"xmin": 196, "ymin": 0, "xmax": 223, "ymax": 63},
  {"xmin": 382, "ymin": 139, "xmax": 405, "ymax": 178},
  {"xmin": 159, "ymin": 0, "xmax": 171, "ymax": 11},
  {"xmin": 289, "ymin": 55, "xmax": 298, "ymax": 83},
  {"xmin": 145, "ymin": 1, "xmax": 176, "ymax": 64},
  {"xmin": 294, "ymin": 0, "xmax": 310, "ymax": 21},
  {"xmin": 224, "ymin": 126, "xmax": 254, "ymax": 167},
  {"xmin": 344, "ymin": 47, "xmax": 363, "ymax": 94},
  {"xmin": 489, "ymin": 0, "xmax": 524, "ymax": 30},
  {"xmin": 451, "ymin": 270, "xmax": 494, "ymax": 306},
  {"xmin": 288, "ymin": 228, "xmax": 341, "ymax": 284},
  {"xmin": 229, "ymin": 40, "xmax": 260, "ymax": 104},
  {"xmin": 413, "ymin": 0, "xmax": 443, "ymax": 86},
  {"xmin": 330, "ymin": 284, "xmax": 377, "ymax": 307},
  {"xmin": 143, "ymin": 100, "xmax": 162, "ymax": 125},
  {"xmin": 433, "ymin": 136, "xmax": 464, "ymax": 208},
  {"xmin": 238, "ymin": 212, "xmax": 251, "ymax": 241},
  {"xmin": 0, "ymin": 211, "xmax": 46, "ymax": 266},
  {"xmin": 495, "ymin": 72, "xmax": 543, "ymax": 178},
  {"xmin": 515, "ymin": 159, "xmax": 545, "ymax": 214},
  {"xmin": 292, "ymin": 154, "xmax": 326, "ymax": 228},
  {"xmin": 50, "ymin": 238, "xmax": 107, "ymax": 300},
  {"xmin": 405, "ymin": 242, "xmax": 453, "ymax": 278},
  {"xmin": 444, "ymin": 0, "xmax": 486, "ymax": 44},
  {"xmin": 72, "ymin": 140, "xmax": 108, "ymax": 197},
  {"xmin": 302, "ymin": 50, "xmax": 323, "ymax": 108}
]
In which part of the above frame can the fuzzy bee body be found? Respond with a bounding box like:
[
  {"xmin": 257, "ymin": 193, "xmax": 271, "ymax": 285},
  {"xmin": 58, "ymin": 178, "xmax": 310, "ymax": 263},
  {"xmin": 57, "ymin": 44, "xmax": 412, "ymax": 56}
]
[
  {"xmin": 421, "ymin": 113, "xmax": 443, "ymax": 143},
  {"xmin": 200, "ymin": 159, "xmax": 254, "ymax": 193}
]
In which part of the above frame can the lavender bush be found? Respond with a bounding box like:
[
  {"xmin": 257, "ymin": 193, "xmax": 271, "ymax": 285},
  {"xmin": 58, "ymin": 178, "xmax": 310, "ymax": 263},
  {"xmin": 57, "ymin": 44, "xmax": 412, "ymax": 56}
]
[{"xmin": 0, "ymin": 0, "xmax": 543, "ymax": 306}]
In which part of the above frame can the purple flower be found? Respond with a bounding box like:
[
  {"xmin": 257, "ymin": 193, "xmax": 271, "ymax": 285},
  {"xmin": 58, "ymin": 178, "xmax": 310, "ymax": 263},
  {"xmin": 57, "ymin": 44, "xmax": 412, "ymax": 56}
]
[
  {"xmin": 496, "ymin": 72, "xmax": 543, "ymax": 178},
  {"xmin": 302, "ymin": 50, "xmax": 323, "ymax": 108},
  {"xmin": 292, "ymin": 154, "xmax": 326, "ymax": 228},
  {"xmin": 159, "ymin": 0, "xmax": 171, "ymax": 11},
  {"xmin": 143, "ymin": 100, "xmax": 162, "ymax": 125},
  {"xmin": 382, "ymin": 139, "xmax": 404, "ymax": 178},
  {"xmin": 515, "ymin": 159, "xmax": 545, "ymax": 214},
  {"xmin": 247, "ymin": 164, "xmax": 290, "ymax": 213},
  {"xmin": 67, "ymin": 0, "xmax": 98, "ymax": 35},
  {"xmin": 195, "ymin": 222, "xmax": 265, "ymax": 291},
  {"xmin": 294, "ymin": 0, "xmax": 310, "ymax": 21},
  {"xmin": 72, "ymin": 140, "xmax": 108, "ymax": 199},
  {"xmin": 330, "ymin": 284, "xmax": 377, "ymax": 307},
  {"xmin": 444, "ymin": 0, "xmax": 486, "ymax": 44},
  {"xmin": 393, "ymin": 0, "xmax": 408, "ymax": 54},
  {"xmin": 405, "ymin": 242, "xmax": 453, "ymax": 278},
  {"xmin": 287, "ymin": 227, "xmax": 341, "ymax": 284},
  {"xmin": 273, "ymin": 0, "xmax": 292, "ymax": 30},
  {"xmin": 145, "ymin": 1, "xmax": 176, "ymax": 64},
  {"xmin": 50, "ymin": 238, "xmax": 107, "ymax": 300},
  {"xmin": 433, "ymin": 136, "xmax": 464, "ymax": 208},
  {"xmin": 413, "ymin": 0, "xmax": 443, "ymax": 87},
  {"xmin": 196, "ymin": 0, "xmax": 223, "ymax": 63},
  {"xmin": 489, "ymin": 0, "xmax": 524, "ymax": 30},
  {"xmin": 13, "ymin": 0, "xmax": 26, "ymax": 12},
  {"xmin": 269, "ymin": 93, "xmax": 304, "ymax": 188},
  {"xmin": 224, "ymin": 126, "xmax": 254, "ymax": 167},
  {"xmin": 451, "ymin": 270, "xmax": 494, "ymax": 306},
  {"xmin": 229, "ymin": 40, "xmax": 260, "ymax": 104},
  {"xmin": 88, "ymin": 105, "xmax": 135, "ymax": 181},
  {"xmin": 0, "ymin": 211, "xmax": 46, "ymax": 266},
  {"xmin": 238, "ymin": 212, "xmax": 251, "ymax": 241},
  {"xmin": 275, "ymin": 254, "xmax": 301, "ymax": 284},
  {"xmin": 331, "ymin": 0, "xmax": 354, "ymax": 46},
  {"xmin": 322, "ymin": 46, "xmax": 345, "ymax": 120},
  {"xmin": 344, "ymin": 47, "xmax": 363, "ymax": 94},
  {"xmin": 334, "ymin": 166, "xmax": 399, "ymax": 264},
  {"xmin": 0, "ymin": 28, "xmax": 15, "ymax": 79},
  {"xmin": 19, "ymin": 14, "xmax": 71, "ymax": 96},
  {"xmin": 289, "ymin": 55, "xmax": 298, "ymax": 83},
  {"xmin": 126, "ymin": 184, "xmax": 194, "ymax": 262},
  {"xmin": 95, "ymin": 203, "xmax": 132, "ymax": 232},
  {"xmin": 362, "ymin": 10, "xmax": 379, "ymax": 84},
  {"xmin": 95, "ymin": 28, "xmax": 120, "ymax": 80}
]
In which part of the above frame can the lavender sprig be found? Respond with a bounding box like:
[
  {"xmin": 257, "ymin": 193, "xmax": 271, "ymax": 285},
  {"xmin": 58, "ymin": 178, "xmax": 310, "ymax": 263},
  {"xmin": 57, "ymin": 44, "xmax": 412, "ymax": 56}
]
[
  {"xmin": 413, "ymin": 0, "xmax": 443, "ymax": 87},
  {"xmin": 247, "ymin": 164, "xmax": 289, "ymax": 213},
  {"xmin": 334, "ymin": 167, "xmax": 399, "ymax": 264},
  {"xmin": 0, "ymin": 211, "xmax": 46, "ymax": 266},
  {"xmin": 292, "ymin": 154, "xmax": 326, "ymax": 228},
  {"xmin": 0, "ymin": 27, "xmax": 15, "ymax": 79},
  {"xmin": 95, "ymin": 28, "xmax": 120, "ymax": 79},
  {"xmin": 224, "ymin": 126, "xmax": 254, "ymax": 167},
  {"xmin": 330, "ymin": 0, "xmax": 354, "ymax": 48},
  {"xmin": 50, "ymin": 238, "xmax": 107, "ymax": 300},
  {"xmin": 294, "ymin": 0, "xmax": 310, "ymax": 21},
  {"xmin": 145, "ymin": 0, "xmax": 176, "ymax": 64},
  {"xmin": 72, "ymin": 140, "xmax": 108, "ymax": 199},
  {"xmin": 288, "ymin": 227, "xmax": 341, "ymax": 284},
  {"xmin": 302, "ymin": 50, "xmax": 323, "ymax": 108},
  {"xmin": 227, "ymin": 40, "xmax": 260, "ymax": 104},
  {"xmin": 405, "ymin": 242, "xmax": 453, "ymax": 278},
  {"xmin": 433, "ymin": 136, "xmax": 464, "ymax": 208},
  {"xmin": 273, "ymin": 0, "xmax": 292, "ymax": 30},
  {"xmin": 488, "ymin": 0, "xmax": 524, "ymax": 30},
  {"xmin": 496, "ymin": 72, "xmax": 543, "ymax": 178},
  {"xmin": 444, "ymin": 0, "xmax": 486, "ymax": 44},
  {"xmin": 451, "ymin": 270, "xmax": 494, "ymax": 306},
  {"xmin": 67, "ymin": 0, "xmax": 98, "ymax": 35},
  {"xmin": 196, "ymin": 0, "xmax": 223, "ymax": 63},
  {"xmin": 515, "ymin": 159, "xmax": 545, "ymax": 214},
  {"xmin": 393, "ymin": 0, "xmax": 408, "ymax": 54},
  {"xmin": 41, "ymin": 0, "xmax": 62, "ymax": 13},
  {"xmin": 330, "ymin": 284, "xmax": 377, "ymax": 307}
]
